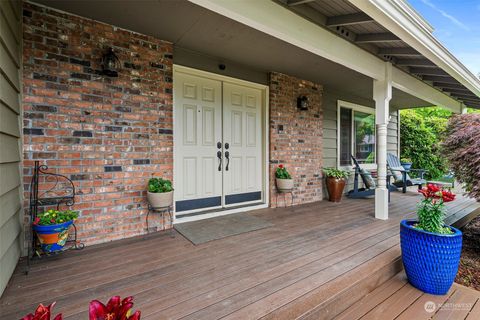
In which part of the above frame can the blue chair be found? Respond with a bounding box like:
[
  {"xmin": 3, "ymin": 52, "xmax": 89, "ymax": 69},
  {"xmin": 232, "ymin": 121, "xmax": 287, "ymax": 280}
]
[
  {"xmin": 387, "ymin": 153, "xmax": 426, "ymax": 193},
  {"xmin": 347, "ymin": 155, "xmax": 393, "ymax": 201}
]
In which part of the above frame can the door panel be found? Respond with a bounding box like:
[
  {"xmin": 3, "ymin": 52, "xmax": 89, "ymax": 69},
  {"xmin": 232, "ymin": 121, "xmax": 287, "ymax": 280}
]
[
  {"xmin": 222, "ymin": 82, "xmax": 263, "ymax": 206},
  {"xmin": 174, "ymin": 73, "xmax": 223, "ymax": 212}
]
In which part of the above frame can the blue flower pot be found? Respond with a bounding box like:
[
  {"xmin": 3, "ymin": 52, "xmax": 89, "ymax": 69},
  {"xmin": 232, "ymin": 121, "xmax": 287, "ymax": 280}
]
[
  {"xmin": 33, "ymin": 220, "xmax": 73, "ymax": 253},
  {"xmin": 401, "ymin": 162, "xmax": 412, "ymax": 170},
  {"xmin": 400, "ymin": 219, "xmax": 462, "ymax": 295}
]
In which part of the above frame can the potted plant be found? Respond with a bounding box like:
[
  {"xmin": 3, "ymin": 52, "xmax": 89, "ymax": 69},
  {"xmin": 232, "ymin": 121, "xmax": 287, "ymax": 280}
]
[
  {"xmin": 323, "ymin": 168, "xmax": 349, "ymax": 202},
  {"xmin": 275, "ymin": 164, "xmax": 293, "ymax": 192},
  {"xmin": 147, "ymin": 177, "xmax": 173, "ymax": 208},
  {"xmin": 400, "ymin": 184, "xmax": 461, "ymax": 295},
  {"xmin": 400, "ymin": 157, "xmax": 413, "ymax": 170},
  {"xmin": 32, "ymin": 209, "xmax": 78, "ymax": 253}
]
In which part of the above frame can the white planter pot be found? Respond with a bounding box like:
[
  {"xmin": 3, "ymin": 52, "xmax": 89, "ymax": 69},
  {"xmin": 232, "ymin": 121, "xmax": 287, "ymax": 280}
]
[
  {"xmin": 276, "ymin": 178, "xmax": 294, "ymax": 192},
  {"xmin": 147, "ymin": 191, "xmax": 173, "ymax": 208}
]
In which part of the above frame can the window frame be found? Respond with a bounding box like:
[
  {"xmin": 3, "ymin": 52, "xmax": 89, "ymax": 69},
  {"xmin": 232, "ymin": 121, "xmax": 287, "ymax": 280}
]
[{"xmin": 337, "ymin": 100, "xmax": 377, "ymax": 170}]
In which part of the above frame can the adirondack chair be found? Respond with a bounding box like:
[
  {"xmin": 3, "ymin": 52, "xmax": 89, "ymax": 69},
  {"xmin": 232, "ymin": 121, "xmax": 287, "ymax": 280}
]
[
  {"xmin": 347, "ymin": 155, "xmax": 392, "ymax": 201},
  {"xmin": 387, "ymin": 153, "xmax": 427, "ymax": 193}
]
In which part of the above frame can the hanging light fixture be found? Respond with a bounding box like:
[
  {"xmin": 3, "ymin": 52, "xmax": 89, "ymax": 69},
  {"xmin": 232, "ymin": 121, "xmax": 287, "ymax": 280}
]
[{"xmin": 101, "ymin": 47, "xmax": 120, "ymax": 77}]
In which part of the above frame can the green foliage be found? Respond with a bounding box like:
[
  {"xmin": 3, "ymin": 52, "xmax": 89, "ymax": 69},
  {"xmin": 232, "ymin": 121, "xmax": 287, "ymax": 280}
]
[
  {"xmin": 148, "ymin": 178, "xmax": 173, "ymax": 193},
  {"xmin": 415, "ymin": 199, "xmax": 453, "ymax": 234},
  {"xmin": 400, "ymin": 107, "xmax": 450, "ymax": 179},
  {"xmin": 400, "ymin": 157, "xmax": 412, "ymax": 163},
  {"xmin": 34, "ymin": 209, "xmax": 78, "ymax": 226},
  {"xmin": 323, "ymin": 167, "xmax": 350, "ymax": 179},
  {"xmin": 275, "ymin": 165, "xmax": 292, "ymax": 179}
]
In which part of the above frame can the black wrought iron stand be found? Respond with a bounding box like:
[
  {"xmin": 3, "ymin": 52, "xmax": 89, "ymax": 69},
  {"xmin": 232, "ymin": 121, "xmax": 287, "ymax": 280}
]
[
  {"xmin": 146, "ymin": 205, "xmax": 175, "ymax": 237},
  {"xmin": 27, "ymin": 161, "xmax": 84, "ymax": 274}
]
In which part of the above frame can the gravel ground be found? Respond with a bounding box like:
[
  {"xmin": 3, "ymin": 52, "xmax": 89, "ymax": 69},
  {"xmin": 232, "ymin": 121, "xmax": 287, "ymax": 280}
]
[{"xmin": 455, "ymin": 215, "xmax": 480, "ymax": 291}]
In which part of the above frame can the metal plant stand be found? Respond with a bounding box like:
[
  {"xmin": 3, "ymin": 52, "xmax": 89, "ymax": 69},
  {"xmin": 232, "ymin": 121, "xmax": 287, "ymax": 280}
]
[
  {"xmin": 146, "ymin": 205, "xmax": 175, "ymax": 237},
  {"xmin": 27, "ymin": 161, "xmax": 84, "ymax": 274},
  {"xmin": 276, "ymin": 190, "xmax": 295, "ymax": 207}
]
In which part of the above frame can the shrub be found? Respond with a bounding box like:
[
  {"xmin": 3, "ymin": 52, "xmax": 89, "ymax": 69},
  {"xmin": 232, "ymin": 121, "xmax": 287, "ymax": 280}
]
[
  {"xmin": 443, "ymin": 113, "xmax": 480, "ymax": 200},
  {"xmin": 148, "ymin": 178, "xmax": 173, "ymax": 193},
  {"xmin": 400, "ymin": 109, "xmax": 449, "ymax": 179}
]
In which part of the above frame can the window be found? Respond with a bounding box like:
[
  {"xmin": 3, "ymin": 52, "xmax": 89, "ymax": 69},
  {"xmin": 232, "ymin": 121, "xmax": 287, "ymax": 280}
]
[{"xmin": 338, "ymin": 101, "xmax": 376, "ymax": 168}]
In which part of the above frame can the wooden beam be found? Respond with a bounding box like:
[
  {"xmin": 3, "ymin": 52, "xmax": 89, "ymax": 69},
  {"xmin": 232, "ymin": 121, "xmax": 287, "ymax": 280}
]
[
  {"xmin": 453, "ymin": 94, "xmax": 480, "ymax": 102},
  {"xmin": 444, "ymin": 89, "xmax": 477, "ymax": 97},
  {"xmin": 396, "ymin": 59, "xmax": 435, "ymax": 67},
  {"xmin": 355, "ymin": 33, "xmax": 401, "ymax": 43},
  {"xmin": 326, "ymin": 12, "xmax": 374, "ymax": 27},
  {"xmin": 432, "ymin": 82, "xmax": 467, "ymax": 90},
  {"xmin": 422, "ymin": 75, "xmax": 461, "ymax": 84},
  {"xmin": 378, "ymin": 47, "xmax": 422, "ymax": 56},
  {"xmin": 410, "ymin": 67, "xmax": 450, "ymax": 77},
  {"xmin": 288, "ymin": 0, "xmax": 315, "ymax": 6}
]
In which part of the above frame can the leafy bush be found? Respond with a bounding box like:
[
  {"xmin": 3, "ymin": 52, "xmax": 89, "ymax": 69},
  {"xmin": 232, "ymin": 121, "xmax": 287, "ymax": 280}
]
[
  {"xmin": 33, "ymin": 209, "xmax": 78, "ymax": 226},
  {"xmin": 400, "ymin": 109, "xmax": 449, "ymax": 179},
  {"xmin": 443, "ymin": 114, "xmax": 480, "ymax": 200},
  {"xmin": 323, "ymin": 167, "xmax": 350, "ymax": 179},
  {"xmin": 148, "ymin": 178, "xmax": 173, "ymax": 193},
  {"xmin": 275, "ymin": 164, "xmax": 292, "ymax": 179}
]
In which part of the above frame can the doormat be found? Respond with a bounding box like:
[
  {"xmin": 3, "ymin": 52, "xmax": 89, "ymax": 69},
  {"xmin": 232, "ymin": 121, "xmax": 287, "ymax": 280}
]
[{"xmin": 174, "ymin": 213, "xmax": 273, "ymax": 245}]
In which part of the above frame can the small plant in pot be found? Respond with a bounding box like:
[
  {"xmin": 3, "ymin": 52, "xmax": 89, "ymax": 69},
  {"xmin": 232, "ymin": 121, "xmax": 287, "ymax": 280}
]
[
  {"xmin": 400, "ymin": 184, "xmax": 461, "ymax": 295},
  {"xmin": 323, "ymin": 168, "xmax": 349, "ymax": 202},
  {"xmin": 32, "ymin": 209, "xmax": 78, "ymax": 253},
  {"xmin": 147, "ymin": 178, "xmax": 173, "ymax": 208},
  {"xmin": 275, "ymin": 164, "xmax": 293, "ymax": 192},
  {"xmin": 400, "ymin": 157, "xmax": 413, "ymax": 171}
]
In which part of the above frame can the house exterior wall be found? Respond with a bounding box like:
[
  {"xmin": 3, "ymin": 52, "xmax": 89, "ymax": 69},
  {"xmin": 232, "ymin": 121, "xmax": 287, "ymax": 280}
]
[
  {"xmin": 322, "ymin": 87, "xmax": 400, "ymax": 194},
  {"xmin": 269, "ymin": 72, "xmax": 323, "ymax": 207},
  {"xmin": 0, "ymin": 0, "xmax": 22, "ymax": 297},
  {"xmin": 22, "ymin": 2, "xmax": 173, "ymax": 246}
]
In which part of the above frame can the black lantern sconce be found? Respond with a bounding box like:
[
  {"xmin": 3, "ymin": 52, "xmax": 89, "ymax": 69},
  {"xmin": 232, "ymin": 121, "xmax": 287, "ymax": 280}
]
[
  {"xmin": 297, "ymin": 95, "xmax": 308, "ymax": 111},
  {"xmin": 101, "ymin": 47, "xmax": 120, "ymax": 77}
]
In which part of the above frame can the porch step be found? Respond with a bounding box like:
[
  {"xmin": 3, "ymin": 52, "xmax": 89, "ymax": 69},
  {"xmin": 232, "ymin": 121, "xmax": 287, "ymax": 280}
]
[{"xmin": 262, "ymin": 242, "xmax": 404, "ymax": 320}]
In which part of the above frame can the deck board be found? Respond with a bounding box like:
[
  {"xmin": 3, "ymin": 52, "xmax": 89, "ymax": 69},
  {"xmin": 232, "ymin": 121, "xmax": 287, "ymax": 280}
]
[{"xmin": 1, "ymin": 191, "xmax": 479, "ymax": 320}]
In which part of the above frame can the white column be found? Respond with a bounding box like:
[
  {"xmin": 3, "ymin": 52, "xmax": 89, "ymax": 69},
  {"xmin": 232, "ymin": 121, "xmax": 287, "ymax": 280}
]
[
  {"xmin": 373, "ymin": 62, "xmax": 392, "ymax": 220},
  {"xmin": 461, "ymin": 104, "xmax": 468, "ymax": 114}
]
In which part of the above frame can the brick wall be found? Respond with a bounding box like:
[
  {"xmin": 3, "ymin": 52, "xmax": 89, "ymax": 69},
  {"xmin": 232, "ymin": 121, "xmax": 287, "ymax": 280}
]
[
  {"xmin": 22, "ymin": 2, "xmax": 173, "ymax": 245},
  {"xmin": 269, "ymin": 72, "xmax": 323, "ymax": 207}
]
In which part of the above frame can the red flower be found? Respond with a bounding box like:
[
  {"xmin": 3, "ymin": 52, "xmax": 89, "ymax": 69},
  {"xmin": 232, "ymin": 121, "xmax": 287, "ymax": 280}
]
[
  {"xmin": 278, "ymin": 164, "xmax": 284, "ymax": 169},
  {"xmin": 21, "ymin": 302, "xmax": 62, "ymax": 320},
  {"xmin": 33, "ymin": 217, "xmax": 40, "ymax": 225},
  {"xmin": 419, "ymin": 184, "xmax": 456, "ymax": 203},
  {"xmin": 50, "ymin": 219, "xmax": 56, "ymax": 223},
  {"xmin": 89, "ymin": 296, "xmax": 140, "ymax": 320},
  {"xmin": 441, "ymin": 190, "xmax": 456, "ymax": 202}
]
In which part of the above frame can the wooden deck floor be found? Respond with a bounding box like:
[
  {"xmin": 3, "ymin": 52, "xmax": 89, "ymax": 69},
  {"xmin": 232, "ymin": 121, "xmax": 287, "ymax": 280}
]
[
  {"xmin": 1, "ymin": 191, "xmax": 479, "ymax": 319},
  {"xmin": 337, "ymin": 272, "xmax": 480, "ymax": 320}
]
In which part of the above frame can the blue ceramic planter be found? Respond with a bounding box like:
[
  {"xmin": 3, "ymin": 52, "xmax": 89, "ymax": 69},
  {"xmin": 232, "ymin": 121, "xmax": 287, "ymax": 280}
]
[
  {"xmin": 400, "ymin": 219, "xmax": 462, "ymax": 295},
  {"xmin": 401, "ymin": 162, "xmax": 412, "ymax": 171},
  {"xmin": 33, "ymin": 220, "xmax": 73, "ymax": 253}
]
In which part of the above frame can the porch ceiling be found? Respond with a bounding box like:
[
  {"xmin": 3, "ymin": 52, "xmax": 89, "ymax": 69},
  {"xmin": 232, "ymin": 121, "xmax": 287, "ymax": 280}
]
[
  {"xmin": 281, "ymin": 0, "xmax": 480, "ymax": 109},
  {"xmin": 32, "ymin": 0, "xmax": 429, "ymax": 108}
]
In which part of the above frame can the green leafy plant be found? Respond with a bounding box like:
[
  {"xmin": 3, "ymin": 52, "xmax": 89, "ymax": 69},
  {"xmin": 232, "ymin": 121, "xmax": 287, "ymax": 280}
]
[
  {"xmin": 275, "ymin": 164, "xmax": 292, "ymax": 179},
  {"xmin": 323, "ymin": 167, "xmax": 350, "ymax": 179},
  {"xmin": 148, "ymin": 178, "xmax": 173, "ymax": 193},
  {"xmin": 400, "ymin": 157, "xmax": 412, "ymax": 163},
  {"xmin": 416, "ymin": 184, "xmax": 455, "ymax": 234},
  {"xmin": 33, "ymin": 209, "xmax": 78, "ymax": 226}
]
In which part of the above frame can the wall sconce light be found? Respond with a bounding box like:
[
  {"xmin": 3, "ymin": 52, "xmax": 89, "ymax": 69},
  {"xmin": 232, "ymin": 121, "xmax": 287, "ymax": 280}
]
[
  {"xmin": 101, "ymin": 47, "xmax": 120, "ymax": 77},
  {"xmin": 297, "ymin": 95, "xmax": 308, "ymax": 111}
]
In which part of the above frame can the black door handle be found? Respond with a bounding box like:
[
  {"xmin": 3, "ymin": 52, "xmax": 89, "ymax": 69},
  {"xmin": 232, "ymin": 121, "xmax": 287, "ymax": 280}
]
[
  {"xmin": 217, "ymin": 142, "xmax": 222, "ymax": 149},
  {"xmin": 217, "ymin": 151, "xmax": 222, "ymax": 171},
  {"xmin": 225, "ymin": 151, "xmax": 230, "ymax": 171}
]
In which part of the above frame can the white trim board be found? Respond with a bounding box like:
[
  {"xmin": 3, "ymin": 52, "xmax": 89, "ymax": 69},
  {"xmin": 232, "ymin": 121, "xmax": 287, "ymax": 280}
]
[{"xmin": 172, "ymin": 64, "xmax": 270, "ymax": 220}]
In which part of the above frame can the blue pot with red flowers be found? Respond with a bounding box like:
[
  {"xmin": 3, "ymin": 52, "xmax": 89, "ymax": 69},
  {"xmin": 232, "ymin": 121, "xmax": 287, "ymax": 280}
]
[
  {"xmin": 32, "ymin": 209, "xmax": 78, "ymax": 253},
  {"xmin": 400, "ymin": 184, "xmax": 461, "ymax": 295}
]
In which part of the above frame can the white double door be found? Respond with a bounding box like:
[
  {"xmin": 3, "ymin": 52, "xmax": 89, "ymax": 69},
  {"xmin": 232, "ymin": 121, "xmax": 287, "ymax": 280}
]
[{"xmin": 174, "ymin": 69, "xmax": 264, "ymax": 215}]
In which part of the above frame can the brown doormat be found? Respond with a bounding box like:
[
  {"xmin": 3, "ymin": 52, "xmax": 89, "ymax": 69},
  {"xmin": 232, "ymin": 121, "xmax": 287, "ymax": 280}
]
[{"xmin": 174, "ymin": 213, "xmax": 272, "ymax": 245}]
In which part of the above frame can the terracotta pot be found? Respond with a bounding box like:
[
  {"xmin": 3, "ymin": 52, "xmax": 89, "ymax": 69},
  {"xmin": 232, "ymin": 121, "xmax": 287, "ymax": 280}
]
[
  {"xmin": 33, "ymin": 220, "xmax": 73, "ymax": 253},
  {"xmin": 326, "ymin": 177, "xmax": 346, "ymax": 202},
  {"xmin": 147, "ymin": 191, "xmax": 173, "ymax": 208},
  {"xmin": 276, "ymin": 178, "xmax": 294, "ymax": 192}
]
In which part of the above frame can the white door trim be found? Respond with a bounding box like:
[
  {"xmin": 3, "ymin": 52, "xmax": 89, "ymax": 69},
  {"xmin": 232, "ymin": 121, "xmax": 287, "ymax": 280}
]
[{"xmin": 173, "ymin": 65, "xmax": 269, "ymax": 223}]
